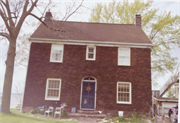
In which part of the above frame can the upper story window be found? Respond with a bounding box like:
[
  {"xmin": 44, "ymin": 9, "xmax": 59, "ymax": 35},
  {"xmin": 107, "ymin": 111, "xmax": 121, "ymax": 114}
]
[
  {"xmin": 50, "ymin": 44, "xmax": 64, "ymax": 63},
  {"xmin": 117, "ymin": 82, "xmax": 132, "ymax": 104},
  {"xmin": 45, "ymin": 78, "xmax": 61, "ymax": 101},
  {"xmin": 86, "ymin": 46, "xmax": 96, "ymax": 60},
  {"xmin": 118, "ymin": 47, "xmax": 130, "ymax": 66}
]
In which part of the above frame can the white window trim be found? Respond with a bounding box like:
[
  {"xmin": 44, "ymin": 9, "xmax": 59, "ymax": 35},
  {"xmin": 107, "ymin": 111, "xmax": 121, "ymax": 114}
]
[
  {"xmin": 117, "ymin": 82, "xmax": 132, "ymax": 104},
  {"xmin": 118, "ymin": 47, "xmax": 131, "ymax": 66},
  {"xmin": 45, "ymin": 78, "xmax": 61, "ymax": 101},
  {"xmin": 50, "ymin": 44, "xmax": 64, "ymax": 63},
  {"xmin": 86, "ymin": 46, "xmax": 96, "ymax": 61}
]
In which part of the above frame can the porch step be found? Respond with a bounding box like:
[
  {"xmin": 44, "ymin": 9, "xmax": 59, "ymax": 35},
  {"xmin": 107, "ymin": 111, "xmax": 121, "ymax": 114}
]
[
  {"xmin": 77, "ymin": 110, "xmax": 99, "ymax": 114},
  {"xmin": 68, "ymin": 110, "xmax": 106, "ymax": 118},
  {"xmin": 68, "ymin": 113, "xmax": 106, "ymax": 118}
]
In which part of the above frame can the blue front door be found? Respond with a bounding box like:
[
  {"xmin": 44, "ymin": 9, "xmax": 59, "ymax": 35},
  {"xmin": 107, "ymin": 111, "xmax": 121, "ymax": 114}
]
[{"xmin": 81, "ymin": 81, "xmax": 95, "ymax": 109}]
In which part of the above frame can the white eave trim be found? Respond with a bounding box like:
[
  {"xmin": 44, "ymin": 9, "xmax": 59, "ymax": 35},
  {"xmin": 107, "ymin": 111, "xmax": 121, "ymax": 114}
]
[
  {"xmin": 153, "ymin": 97, "xmax": 178, "ymax": 102},
  {"xmin": 29, "ymin": 38, "xmax": 154, "ymax": 48}
]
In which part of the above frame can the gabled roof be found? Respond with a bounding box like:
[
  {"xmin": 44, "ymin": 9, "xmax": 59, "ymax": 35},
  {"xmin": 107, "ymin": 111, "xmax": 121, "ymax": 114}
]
[{"xmin": 30, "ymin": 20, "xmax": 152, "ymax": 47}]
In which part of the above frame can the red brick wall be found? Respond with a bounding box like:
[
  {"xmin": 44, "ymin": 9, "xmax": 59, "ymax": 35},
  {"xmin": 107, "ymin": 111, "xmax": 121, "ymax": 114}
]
[{"xmin": 22, "ymin": 43, "xmax": 151, "ymax": 114}]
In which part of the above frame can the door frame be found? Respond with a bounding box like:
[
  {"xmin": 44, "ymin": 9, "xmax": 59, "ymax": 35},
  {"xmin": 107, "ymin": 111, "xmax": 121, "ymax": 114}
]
[{"xmin": 80, "ymin": 76, "xmax": 97, "ymax": 110}]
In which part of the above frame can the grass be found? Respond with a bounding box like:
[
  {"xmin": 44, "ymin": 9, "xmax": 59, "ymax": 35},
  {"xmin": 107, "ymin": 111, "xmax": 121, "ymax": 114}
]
[{"xmin": 0, "ymin": 109, "xmax": 78, "ymax": 123}]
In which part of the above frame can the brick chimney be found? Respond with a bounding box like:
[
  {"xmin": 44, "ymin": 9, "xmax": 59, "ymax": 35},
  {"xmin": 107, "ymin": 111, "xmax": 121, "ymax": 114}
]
[
  {"xmin": 135, "ymin": 14, "xmax": 141, "ymax": 27},
  {"xmin": 44, "ymin": 11, "xmax": 53, "ymax": 22}
]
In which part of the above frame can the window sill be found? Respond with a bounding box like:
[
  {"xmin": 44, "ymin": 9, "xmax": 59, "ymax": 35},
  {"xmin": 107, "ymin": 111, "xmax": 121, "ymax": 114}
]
[
  {"xmin": 50, "ymin": 60, "xmax": 63, "ymax": 63},
  {"xmin": 45, "ymin": 98, "xmax": 60, "ymax": 101},
  {"xmin": 117, "ymin": 102, "xmax": 132, "ymax": 104},
  {"xmin": 86, "ymin": 59, "xmax": 96, "ymax": 61},
  {"xmin": 118, "ymin": 64, "xmax": 131, "ymax": 66}
]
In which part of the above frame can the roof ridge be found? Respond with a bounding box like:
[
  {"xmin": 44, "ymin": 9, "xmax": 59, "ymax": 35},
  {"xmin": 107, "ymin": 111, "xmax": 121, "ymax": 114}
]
[{"xmin": 51, "ymin": 20, "xmax": 135, "ymax": 26}]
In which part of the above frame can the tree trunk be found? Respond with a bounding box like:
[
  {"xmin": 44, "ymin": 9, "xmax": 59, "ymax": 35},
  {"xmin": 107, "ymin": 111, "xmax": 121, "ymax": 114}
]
[{"xmin": 1, "ymin": 39, "xmax": 16, "ymax": 114}]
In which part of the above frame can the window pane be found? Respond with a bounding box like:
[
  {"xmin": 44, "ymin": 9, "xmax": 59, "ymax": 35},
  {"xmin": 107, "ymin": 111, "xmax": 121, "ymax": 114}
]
[
  {"xmin": 119, "ymin": 48, "xmax": 129, "ymax": 56},
  {"xmin": 52, "ymin": 52, "xmax": 62, "ymax": 61},
  {"xmin": 127, "ymin": 94, "xmax": 129, "ymax": 101},
  {"xmin": 88, "ymin": 48, "xmax": 94, "ymax": 53},
  {"xmin": 88, "ymin": 53, "xmax": 94, "ymax": 59},
  {"xmin": 119, "ymin": 56, "xmax": 129, "ymax": 65}
]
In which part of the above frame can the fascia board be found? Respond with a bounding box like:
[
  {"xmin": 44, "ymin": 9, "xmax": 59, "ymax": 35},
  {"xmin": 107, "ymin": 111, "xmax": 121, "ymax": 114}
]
[{"xmin": 29, "ymin": 38, "xmax": 154, "ymax": 48}]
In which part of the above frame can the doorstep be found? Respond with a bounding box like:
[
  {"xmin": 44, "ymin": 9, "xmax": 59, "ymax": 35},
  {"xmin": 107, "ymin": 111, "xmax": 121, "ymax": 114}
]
[
  {"xmin": 68, "ymin": 112, "xmax": 106, "ymax": 118},
  {"xmin": 68, "ymin": 110, "xmax": 106, "ymax": 118}
]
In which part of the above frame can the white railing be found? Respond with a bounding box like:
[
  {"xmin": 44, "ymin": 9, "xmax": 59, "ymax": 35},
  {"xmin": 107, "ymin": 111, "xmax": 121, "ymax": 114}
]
[
  {"xmin": 159, "ymin": 64, "xmax": 179, "ymax": 97},
  {"xmin": 157, "ymin": 106, "xmax": 170, "ymax": 117}
]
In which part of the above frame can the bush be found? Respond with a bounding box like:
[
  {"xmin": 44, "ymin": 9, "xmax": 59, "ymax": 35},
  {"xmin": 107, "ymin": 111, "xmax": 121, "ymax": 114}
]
[
  {"xmin": 111, "ymin": 112, "xmax": 118, "ymax": 117},
  {"xmin": 61, "ymin": 109, "xmax": 68, "ymax": 118},
  {"xmin": 117, "ymin": 116, "xmax": 128, "ymax": 122},
  {"xmin": 30, "ymin": 108, "xmax": 44, "ymax": 115}
]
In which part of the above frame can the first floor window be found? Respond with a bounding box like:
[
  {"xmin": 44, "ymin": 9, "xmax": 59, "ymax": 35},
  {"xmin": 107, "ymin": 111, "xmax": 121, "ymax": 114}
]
[
  {"xmin": 117, "ymin": 82, "xmax": 132, "ymax": 104},
  {"xmin": 45, "ymin": 78, "xmax": 61, "ymax": 100},
  {"xmin": 50, "ymin": 44, "xmax": 64, "ymax": 63}
]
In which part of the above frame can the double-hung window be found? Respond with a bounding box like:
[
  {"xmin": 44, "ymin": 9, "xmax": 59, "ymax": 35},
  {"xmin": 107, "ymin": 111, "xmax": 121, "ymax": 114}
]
[
  {"xmin": 50, "ymin": 44, "xmax": 64, "ymax": 63},
  {"xmin": 45, "ymin": 78, "xmax": 61, "ymax": 100},
  {"xmin": 86, "ymin": 46, "xmax": 96, "ymax": 60},
  {"xmin": 117, "ymin": 82, "xmax": 132, "ymax": 104},
  {"xmin": 118, "ymin": 47, "xmax": 130, "ymax": 66}
]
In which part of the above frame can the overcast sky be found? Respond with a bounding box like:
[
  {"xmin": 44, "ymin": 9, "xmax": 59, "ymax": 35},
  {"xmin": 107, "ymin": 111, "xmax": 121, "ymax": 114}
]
[{"xmin": 0, "ymin": 0, "xmax": 180, "ymax": 94}]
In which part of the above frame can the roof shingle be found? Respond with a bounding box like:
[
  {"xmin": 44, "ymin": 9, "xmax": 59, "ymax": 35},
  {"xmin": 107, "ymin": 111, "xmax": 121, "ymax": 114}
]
[{"xmin": 30, "ymin": 21, "xmax": 152, "ymax": 45}]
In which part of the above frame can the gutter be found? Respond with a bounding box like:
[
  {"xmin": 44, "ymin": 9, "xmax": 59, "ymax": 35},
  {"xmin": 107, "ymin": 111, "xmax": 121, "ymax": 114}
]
[{"xmin": 28, "ymin": 38, "xmax": 154, "ymax": 48}]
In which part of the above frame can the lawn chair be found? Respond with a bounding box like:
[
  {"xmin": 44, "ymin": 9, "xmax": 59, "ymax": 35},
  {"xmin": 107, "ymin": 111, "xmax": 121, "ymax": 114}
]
[
  {"xmin": 44, "ymin": 106, "xmax": 53, "ymax": 117},
  {"xmin": 54, "ymin": 107, "xmax": 61, "ymax": 118}
]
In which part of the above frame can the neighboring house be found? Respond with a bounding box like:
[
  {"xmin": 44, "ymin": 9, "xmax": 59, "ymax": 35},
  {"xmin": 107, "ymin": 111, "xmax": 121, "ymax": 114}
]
[
  {"xmin": 152, "ymin": 66, "xmax": 179, "ymax": 117},
  {"xmin": 22, "ymin": 12, "xmax": 153, "ymax": 115}
]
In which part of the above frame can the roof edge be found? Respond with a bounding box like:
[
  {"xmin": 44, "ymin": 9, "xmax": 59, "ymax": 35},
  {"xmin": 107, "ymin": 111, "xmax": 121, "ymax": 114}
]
[
  {"xmin": 29, "ymin": 38, "xmax": 154, "ymax": 48},
  {"xmin": 153, "ymin": 97, "xmax": 179, "ymax": 102}
]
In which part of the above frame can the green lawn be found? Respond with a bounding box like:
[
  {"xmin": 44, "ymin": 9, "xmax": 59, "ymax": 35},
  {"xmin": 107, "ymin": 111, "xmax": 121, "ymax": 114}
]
[{"xmin": 0, "ymin": 109, "xmax": 78, "ymax": 123}]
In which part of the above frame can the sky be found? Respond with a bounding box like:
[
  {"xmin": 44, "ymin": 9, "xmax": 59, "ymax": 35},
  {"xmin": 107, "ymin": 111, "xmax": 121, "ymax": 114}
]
[{"xmin": 0, "ymin": 0, "xmax": 180, "ymax": 94}]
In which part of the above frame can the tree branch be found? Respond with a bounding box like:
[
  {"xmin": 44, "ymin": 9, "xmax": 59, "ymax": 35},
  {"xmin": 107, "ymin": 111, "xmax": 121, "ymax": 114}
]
[
  {"xmin": 35, "ymin": 0, "xmax": 52, "ymax": 18},
  {"xmin": 0, "ymin": 32, "xmax": 10, "ymax": 39},
  {"xmin": 22, "ymin": 0, "xmax": 29, "ymax": 12},
  {"xmin": 29, "ymin": 13, "xmax": 59, "ymax": 31},
  {"xmin": 0, "ymin": 1, "xmax": 7, "ymax": 16},
  {"xmin": 5, "ymin": 0, "xmax": 15, "ymax": 26},
  {"xmin": 15, "ymin": 0, "xmax": 38, "ymax": 35},
  {"xmin": 27, "ymin": 0, "xmax": 38, "ymax": 13},
  {"xmin": 59, "ymin": 0, "xmax": 84, "ymax": 31},
  {"xmin": 0, "ymin": 9, "xmax": 11, "ymax": 35}
]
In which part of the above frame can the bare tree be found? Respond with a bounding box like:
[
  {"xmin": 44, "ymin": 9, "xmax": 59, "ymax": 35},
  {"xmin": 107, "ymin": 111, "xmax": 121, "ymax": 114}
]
[{"xmin": 0, "ymin": 0, "xmax": 84, "ymax": 114}]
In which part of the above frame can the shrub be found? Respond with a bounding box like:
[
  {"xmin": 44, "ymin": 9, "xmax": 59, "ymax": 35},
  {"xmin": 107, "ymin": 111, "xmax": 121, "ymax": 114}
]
[
  {"xmin": 111, "ymin": 112, "xmax": 118, "ymax": 117},
  {"xmin": 30, "ymin": 108, "xmax": 44, "ymax": 115},
  {"xmin": 61, "ymin": 109, "xmax": 68, "ymax": 118},
  {"xmin": 117, "ymin": 116, "xmax": 128, "ymax": 122}
]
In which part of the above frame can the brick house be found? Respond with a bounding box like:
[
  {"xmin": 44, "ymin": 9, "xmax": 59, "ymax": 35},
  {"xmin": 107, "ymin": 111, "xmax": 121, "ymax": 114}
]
[{"xmin": 22, "ymin": 12, "xmax": 153, "ymax": 114}]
